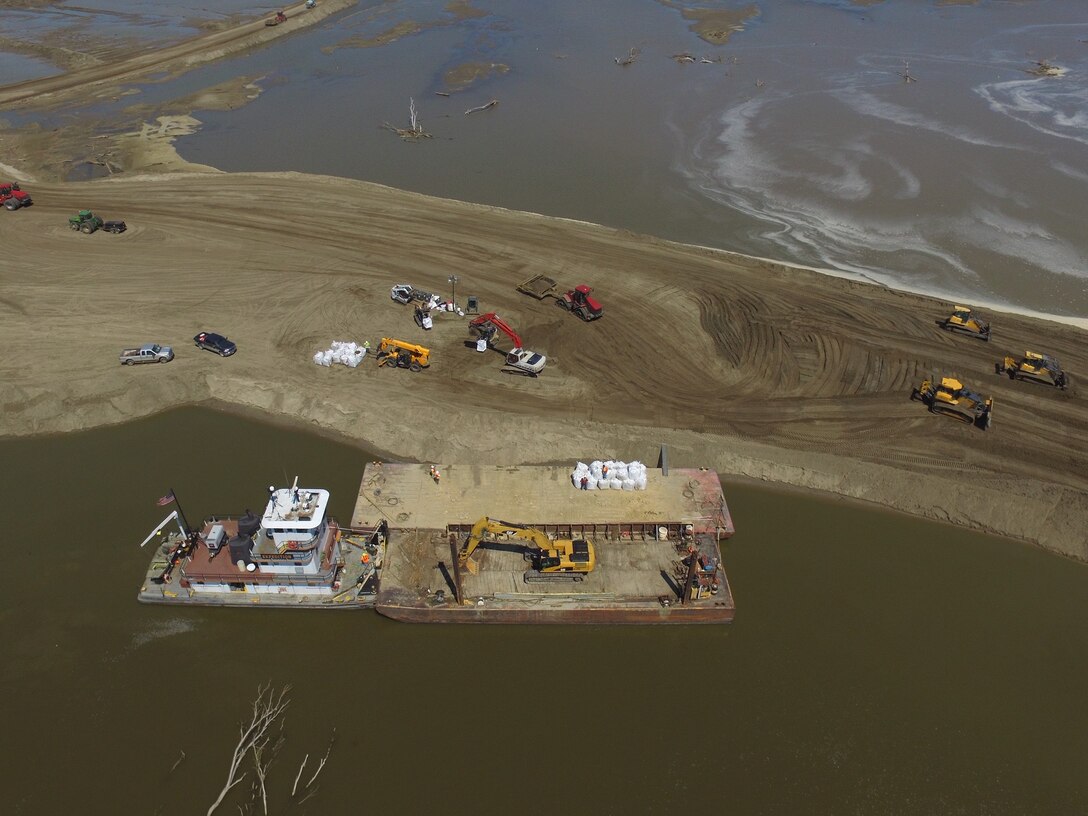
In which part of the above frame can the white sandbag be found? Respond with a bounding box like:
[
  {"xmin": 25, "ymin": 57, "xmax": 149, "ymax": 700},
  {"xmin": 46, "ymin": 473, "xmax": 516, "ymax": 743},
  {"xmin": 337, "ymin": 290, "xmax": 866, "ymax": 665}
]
[
  {"xmin": 576, "ymin": 461, "xmax": 588, "ymax": 472},
  {"xmin": 611, "ymin": 464, "xmax": 629, "ymax": 481},
  {"xmin": 313, "ymin": 352, "xmax": 328, "ymax": 366},
  {"xmin": 636, "ymin": 475, "xmax": 647, "ymax": 490},
  {"xmin": 585, "ymin": 477, "xmax": 598, "ymax": 490},
  {"xmin": 622, "ymin": 478, "xmax": 636, "ymax": 491},
  {"xmin": 610, "ymin": 478, "xmax": 623, "ymax": 490}
]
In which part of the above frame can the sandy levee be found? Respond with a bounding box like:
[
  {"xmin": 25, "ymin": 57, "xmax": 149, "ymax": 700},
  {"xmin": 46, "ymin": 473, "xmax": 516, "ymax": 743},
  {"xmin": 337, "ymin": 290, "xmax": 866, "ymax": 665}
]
[{"xmin": 1, "ymin": 173, "xmax": 1086, "ymax": 560}]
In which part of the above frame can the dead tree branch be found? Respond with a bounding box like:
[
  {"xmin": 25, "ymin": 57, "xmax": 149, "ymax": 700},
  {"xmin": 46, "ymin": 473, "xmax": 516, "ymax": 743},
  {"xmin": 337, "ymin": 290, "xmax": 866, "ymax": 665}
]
[
  {"xmin": 291, "ymin": 754, "xmax": 309, "ymax": 798},
  {"xmin": 381, "ymin": 97, "xmax": 432, "ymax": 140},
  {"xmin": 614, "ymin": 47, "xmax": 639, "ymax": 67},
  {"xmin": 464, "ymin": 99, "xmax": 498, "ymax": 115},
  {"xmin": 206, "ymin": 684, "xmax": 292, "ymax": 816},
  {"xmin": 305, "ymin": 729, "xmax": 336, "ymax": 789}
]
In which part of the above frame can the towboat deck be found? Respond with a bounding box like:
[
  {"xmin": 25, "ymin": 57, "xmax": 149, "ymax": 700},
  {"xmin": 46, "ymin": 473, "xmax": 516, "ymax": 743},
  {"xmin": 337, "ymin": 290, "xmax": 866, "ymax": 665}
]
[{"xmin": 353, "ymin": 463, "xmax": 735, "ymax": 624}]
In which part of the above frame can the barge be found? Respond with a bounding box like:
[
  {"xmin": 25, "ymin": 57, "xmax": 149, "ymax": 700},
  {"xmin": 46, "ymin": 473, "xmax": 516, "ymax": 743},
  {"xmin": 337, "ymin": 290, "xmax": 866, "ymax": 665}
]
[
  {"xmin": 137, "ymin": 480, "xmax": 383, "ymax": 608},
  {"xmin": 354, "ymin": 463, "xmax": 736, "ymax": 624}
]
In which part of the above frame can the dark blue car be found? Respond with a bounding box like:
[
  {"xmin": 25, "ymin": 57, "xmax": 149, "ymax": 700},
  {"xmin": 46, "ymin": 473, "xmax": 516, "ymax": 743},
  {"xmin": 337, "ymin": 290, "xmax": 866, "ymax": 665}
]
[{"xmin": 194, "ymin": 332, "xmax": 237, "ymax": 357}]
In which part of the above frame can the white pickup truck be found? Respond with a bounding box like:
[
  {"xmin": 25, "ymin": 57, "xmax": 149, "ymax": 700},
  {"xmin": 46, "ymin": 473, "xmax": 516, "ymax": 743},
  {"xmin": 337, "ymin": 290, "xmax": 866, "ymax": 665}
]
[{"xmin": 119, "ymin": 343, "xmax": 174, "ymax": 365}]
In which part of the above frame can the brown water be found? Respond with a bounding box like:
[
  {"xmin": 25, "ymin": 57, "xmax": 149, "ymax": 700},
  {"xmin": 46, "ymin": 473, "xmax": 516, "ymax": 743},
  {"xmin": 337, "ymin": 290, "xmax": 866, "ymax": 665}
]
[{"xmin": 2, "ymin": 407, "xmax": 1087, "ymax": 814}]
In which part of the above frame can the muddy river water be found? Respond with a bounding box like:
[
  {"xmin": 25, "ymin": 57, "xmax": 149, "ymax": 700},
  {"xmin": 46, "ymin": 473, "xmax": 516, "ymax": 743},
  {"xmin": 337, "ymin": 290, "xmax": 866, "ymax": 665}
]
[{"xmin": 1, "ymin": 408, "xmax": 1086, "ymax": 814}]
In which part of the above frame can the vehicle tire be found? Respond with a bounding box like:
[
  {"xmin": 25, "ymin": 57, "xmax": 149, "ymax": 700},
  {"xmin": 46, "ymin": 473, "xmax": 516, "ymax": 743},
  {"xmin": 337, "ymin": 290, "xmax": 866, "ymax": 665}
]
[
  {"xmin": 70, "ymin": 222, "xmax": 79, "ymax": 230},
  {"xmin": 81, "ymin": 224, "xmax": 93, "ymax": 234},
  {"xmin": 3, "ymin": 200, "xmax": 17, "ymax": 211},
  {"xmin": 159, "ymin": 357, "xmax": 167, "ymax": 363},
  {"xmin": 409, "ymin": 362, "xmax": 422, "ymax": 373},
  {"xmin": 125, "ymin": 359, "xmax": 134, "ymax": 366},
  {"xmin": 557, "ymin": 299, "xmax": 571, "ymax": 311}
]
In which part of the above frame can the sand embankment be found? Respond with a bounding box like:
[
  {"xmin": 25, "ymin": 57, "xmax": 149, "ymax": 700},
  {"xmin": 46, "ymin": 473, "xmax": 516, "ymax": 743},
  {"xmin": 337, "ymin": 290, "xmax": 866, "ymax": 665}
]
[{"xmin": 1, "ymin": 173, "xmax": 1086, "ymax": 559}]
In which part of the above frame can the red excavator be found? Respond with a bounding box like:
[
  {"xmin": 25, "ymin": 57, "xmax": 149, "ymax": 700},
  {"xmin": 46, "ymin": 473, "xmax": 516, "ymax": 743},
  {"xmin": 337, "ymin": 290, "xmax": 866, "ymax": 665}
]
[{"xmin": 468, "ymin": 312, "xmax": 547, "ymax": 376}]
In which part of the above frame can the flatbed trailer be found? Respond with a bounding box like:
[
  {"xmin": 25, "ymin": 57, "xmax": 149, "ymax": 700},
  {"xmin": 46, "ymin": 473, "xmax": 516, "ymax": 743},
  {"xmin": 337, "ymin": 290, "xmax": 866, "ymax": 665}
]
[{"xmin": 352, "ymin": 463, "xmax": 735, "ymax": 624}]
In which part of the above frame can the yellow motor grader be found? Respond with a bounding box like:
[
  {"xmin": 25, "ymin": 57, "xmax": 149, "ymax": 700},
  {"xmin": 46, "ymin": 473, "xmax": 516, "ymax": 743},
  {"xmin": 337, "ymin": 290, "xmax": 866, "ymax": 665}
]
[{"xmin": 911, "ymin": 376, "xmax": 993, "ymax": 430}]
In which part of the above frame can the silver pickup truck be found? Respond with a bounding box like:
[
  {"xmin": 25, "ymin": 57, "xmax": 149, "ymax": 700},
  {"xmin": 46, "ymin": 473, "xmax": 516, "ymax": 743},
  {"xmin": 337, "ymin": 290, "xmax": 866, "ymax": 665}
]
[{"xmin": 119, "ymin": 343, "xmax": 174, "ymax": 365}]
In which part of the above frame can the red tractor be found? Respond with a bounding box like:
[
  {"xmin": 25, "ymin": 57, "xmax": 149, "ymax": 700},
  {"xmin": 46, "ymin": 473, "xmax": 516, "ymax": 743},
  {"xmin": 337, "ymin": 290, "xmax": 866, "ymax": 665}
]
[
  {"xmin": 517, "ymin": 275, "xmax": 604, "ymax": 322},
  {"xmin": 0, "ymin": 182, "xmax": 32, "ymax": 211},
  {"xmin": 559, "ymin": 284, "xmax": 603, "ymax": 322}
]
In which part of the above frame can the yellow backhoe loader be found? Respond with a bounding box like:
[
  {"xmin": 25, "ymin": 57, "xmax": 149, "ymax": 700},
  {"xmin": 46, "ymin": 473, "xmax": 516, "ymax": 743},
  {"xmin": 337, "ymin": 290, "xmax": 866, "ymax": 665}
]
[
  {"xmin": 911, "ymin": 376, "xmax": 993, "ymax": 429},
  {"xmin": 458, "ymin": 517, "xmax": 596, "ymax": 582},
  {"xmin": 997, "ymin": 351, "xmax": 1068, "ymax": 389},
  {"xmin": 375, "ymin": 338, "xmax": 430, "ymax": 372}
]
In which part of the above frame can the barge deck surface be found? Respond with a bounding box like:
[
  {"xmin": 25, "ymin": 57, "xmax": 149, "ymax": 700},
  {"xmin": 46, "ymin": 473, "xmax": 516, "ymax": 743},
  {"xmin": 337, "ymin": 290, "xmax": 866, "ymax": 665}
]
[{"xmin": 352, "ymin": 463, "xmax": 736, "ymax": 624}]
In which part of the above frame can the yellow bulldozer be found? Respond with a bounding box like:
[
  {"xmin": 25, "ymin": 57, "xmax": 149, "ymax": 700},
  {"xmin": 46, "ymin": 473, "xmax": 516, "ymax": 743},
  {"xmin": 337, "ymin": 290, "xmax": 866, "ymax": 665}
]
[
  {"xmin": 375, "ymin": 338, "xmax": 430, "ymax": 372},
  {"xmin": 911, "ymin": 375, "xmax": 993, "ymax": 429},
  {"xmin": 997, "ymin": 351, "xmax": 1068, "ymax": 390},
  {"xmin": 458, "ymin": 517, "xmax": 596, "ymax": 582},
  {"xmin": 939, "ymin": 306, "xmax": 991, "ymax": 341}
]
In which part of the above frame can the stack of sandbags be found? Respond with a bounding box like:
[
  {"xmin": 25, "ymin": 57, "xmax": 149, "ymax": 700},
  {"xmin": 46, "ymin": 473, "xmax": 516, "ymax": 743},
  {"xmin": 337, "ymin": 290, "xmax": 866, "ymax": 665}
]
[
  {"xmin": 572, "ymin": 460, "xmax": 648, "ymax": 491},
  {"xmin": 313, "ymin": 341, "xmax": 367, "ymax": 368}
]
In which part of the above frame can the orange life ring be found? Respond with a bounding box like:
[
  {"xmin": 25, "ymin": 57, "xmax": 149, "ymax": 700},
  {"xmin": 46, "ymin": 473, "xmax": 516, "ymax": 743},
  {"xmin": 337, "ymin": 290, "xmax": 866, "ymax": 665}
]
[{"xmin": 287, "ymin": 541, "xmax": 299, "ymax": 551}]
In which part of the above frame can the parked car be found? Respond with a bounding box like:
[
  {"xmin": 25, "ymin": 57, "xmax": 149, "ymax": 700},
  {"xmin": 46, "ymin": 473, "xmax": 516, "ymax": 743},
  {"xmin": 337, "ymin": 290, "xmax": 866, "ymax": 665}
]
[
  {"xmin": 120, "ymin": 343, "xmax": 174, "ymax": 365},
  {"xmin": 194, "ymin": 332, "xmax": 237, "ymax": 357}
]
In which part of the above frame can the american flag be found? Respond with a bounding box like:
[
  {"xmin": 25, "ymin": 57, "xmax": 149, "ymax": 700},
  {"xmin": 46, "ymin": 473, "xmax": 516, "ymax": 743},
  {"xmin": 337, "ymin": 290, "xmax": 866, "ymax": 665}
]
[{"xmin": 157, "ymin": 491, "xmax": 175, "ymax": 507}]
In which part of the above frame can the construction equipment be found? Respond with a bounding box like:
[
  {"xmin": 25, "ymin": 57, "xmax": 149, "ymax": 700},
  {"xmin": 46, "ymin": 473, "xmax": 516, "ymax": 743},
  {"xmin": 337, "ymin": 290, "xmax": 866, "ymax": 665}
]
[
  {"xmin": 457, "ymin": 517, "xmax": 596, "ymax": 582},
  {"xmin": 468, "ymin": 312, "xmax": 546, "ymax": 376},
  {"xmin": 375, "ymin": 338, "xmax": 430, "ymax": 372},
  {"xmin": 517, "ymin": 274, "xmax": 603, "ymax": 321},
  {"xmin": 997, "ymin": 351, "xmax": 1068, "ymax": 389},
  {"xmin": 390, "ymin": 284, "xmax": 436, "ymax": 306},
  {"xmin": 413, "ymin": 306, "xmax": 434, "ymax": 330},
  {"xmin": 0, "ymin": 182, "xmax": 31, "ymax": 210},
  {"xmin": 69, "ymin": 209, "xmax": 103, "ymax": 233},
  {"xmin": 911, "ymin": 376, "xmax": 993, "ymax": 429},
  {"xmin": 265, "ymin": 10, "xmax": 287, "ymax": 25},
  {"xmin": 940, "ymin": 306, "xmax": 991, "ymax": 341}
]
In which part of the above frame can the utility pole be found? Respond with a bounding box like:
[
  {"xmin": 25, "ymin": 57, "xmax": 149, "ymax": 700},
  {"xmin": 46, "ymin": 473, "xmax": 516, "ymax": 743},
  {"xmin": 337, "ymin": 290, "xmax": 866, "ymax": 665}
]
[{"xmin": 448, "ymin": 274, "xmax": 459, "ymax": 311}]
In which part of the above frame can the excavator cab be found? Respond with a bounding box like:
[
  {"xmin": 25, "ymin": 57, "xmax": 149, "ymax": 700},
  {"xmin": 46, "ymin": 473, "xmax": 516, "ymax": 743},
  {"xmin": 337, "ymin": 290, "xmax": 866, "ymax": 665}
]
[
  {"xmin": 940, "ymin": 306, "xmax": 991, "ymax": 341},
  {"xmin": 375, "ymin": 338, "xmax": 430, "ymax": 372},
  {"xmin": 912, "ymin": 376, "xmax": 993, "ymax": 429},
  {"xmin": 999, "ymin": 351, "xmax": 1067, "ymax": 389}
]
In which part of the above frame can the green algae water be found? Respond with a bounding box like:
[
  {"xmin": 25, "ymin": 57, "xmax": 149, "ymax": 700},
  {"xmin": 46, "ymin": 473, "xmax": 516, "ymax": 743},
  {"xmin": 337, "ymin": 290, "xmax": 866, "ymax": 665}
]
[{"xmin": 1, "ymin": 407, "xmax": 1086, "ymax": 814}]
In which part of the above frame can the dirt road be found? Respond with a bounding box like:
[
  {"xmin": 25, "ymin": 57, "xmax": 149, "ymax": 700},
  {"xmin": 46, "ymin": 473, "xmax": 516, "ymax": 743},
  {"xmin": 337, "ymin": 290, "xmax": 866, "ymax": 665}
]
[{"xmin": 2, "ymin": 173, "xmax": 1086, "ymax": 558}]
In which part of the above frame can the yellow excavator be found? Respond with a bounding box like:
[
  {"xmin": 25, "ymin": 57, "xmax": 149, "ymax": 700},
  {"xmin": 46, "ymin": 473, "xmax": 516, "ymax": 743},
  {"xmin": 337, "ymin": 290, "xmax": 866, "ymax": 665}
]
[
  {"xmin": 997, "ymin": 351, "xmax": 1068, "ymax": 390},
  {"xmin": 939, "ymin": 306, "xmax": 991, "ymax": 341},
  {"xmin": 375, "ymin": 338, "xmax": 430, "ymax": 372},
  {"xmin": 458, "ymin": 517, "xmax": 596, "ymax": 582},
  {"xmin": 911, "ymin": 375, "xmax": 993, "ymax": 429}
]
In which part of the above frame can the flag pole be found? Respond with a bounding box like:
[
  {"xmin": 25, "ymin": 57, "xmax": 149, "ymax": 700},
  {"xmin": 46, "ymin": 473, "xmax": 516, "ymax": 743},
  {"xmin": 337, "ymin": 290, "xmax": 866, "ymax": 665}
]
[{"xmin": 171, "ymin": 487, "xmax": 193, "ymax": 534}]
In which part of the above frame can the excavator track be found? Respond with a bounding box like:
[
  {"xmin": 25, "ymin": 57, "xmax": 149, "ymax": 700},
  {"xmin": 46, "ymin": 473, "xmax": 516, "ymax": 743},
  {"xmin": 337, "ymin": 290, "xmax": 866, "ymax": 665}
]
[{"xmin": 523, "ymin": 570, "xmax": 586, "ymax": 583}]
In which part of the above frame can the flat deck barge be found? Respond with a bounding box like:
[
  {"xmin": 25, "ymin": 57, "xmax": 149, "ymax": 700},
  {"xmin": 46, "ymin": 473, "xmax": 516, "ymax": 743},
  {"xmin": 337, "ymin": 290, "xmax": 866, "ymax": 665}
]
[{"xmin": 352, "ymin": 463, "xmax": 736, "ymax": 624}]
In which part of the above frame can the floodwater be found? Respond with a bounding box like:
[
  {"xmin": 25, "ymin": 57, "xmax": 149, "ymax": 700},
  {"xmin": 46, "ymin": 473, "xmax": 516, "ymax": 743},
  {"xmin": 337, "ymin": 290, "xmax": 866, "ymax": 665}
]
[
  {"xmin": 3, "ymin": 1, "xmax": 1087, "ymax": 315},
  {"xmin": 1, "ymin": 407, "xmax": 1086, "ymax": 814}
]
